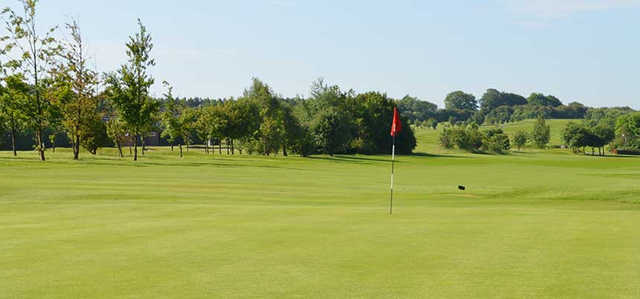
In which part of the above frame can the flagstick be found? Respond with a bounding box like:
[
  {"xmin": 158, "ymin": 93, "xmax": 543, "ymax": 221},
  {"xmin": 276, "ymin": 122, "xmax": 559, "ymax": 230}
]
[{"xmin": 390, "ymin": 135, "xmax": 395, "ymax": 215}]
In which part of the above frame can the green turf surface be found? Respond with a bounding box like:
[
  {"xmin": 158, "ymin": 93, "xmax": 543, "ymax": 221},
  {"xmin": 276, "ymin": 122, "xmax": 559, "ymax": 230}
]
[{"xmin": 2, "ymin": 121, "xmax": 640, "ymax": 298}]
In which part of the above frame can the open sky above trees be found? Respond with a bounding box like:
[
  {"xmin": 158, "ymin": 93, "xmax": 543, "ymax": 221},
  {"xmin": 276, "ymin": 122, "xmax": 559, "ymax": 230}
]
[{"xmin": 3, "ymin": 0, "xmax": 639, "ymax": 108}]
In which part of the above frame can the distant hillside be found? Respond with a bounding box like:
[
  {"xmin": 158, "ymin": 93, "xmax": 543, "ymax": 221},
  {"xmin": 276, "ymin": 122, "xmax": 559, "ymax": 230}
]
[{"xmin": 413, "ymin": 119, "xmax": 572, "ymax": 154}]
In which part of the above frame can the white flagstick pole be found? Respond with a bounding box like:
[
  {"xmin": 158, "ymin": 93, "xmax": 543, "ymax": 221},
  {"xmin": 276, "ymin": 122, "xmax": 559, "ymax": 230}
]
[{"xmin": 390, "ymin": 135, "xmax": 395, "ymax": 215}]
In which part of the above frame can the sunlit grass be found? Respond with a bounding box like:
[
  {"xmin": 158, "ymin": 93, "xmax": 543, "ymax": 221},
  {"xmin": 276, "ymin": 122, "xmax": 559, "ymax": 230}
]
[{"xmin": 1, "ymin": 126, "xmax": 640, "ymax": 298}]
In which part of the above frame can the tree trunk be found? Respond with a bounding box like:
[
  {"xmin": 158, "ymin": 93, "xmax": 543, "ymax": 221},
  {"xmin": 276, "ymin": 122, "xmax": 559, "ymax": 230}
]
[
  {"xmin": 179, "ymin": 143, "xmax": 183, "ymax": 158},
  {"xmin": 134, "ymin": 134, "xmax": 139, "ymax": 161},
  {"xmin": 171, "ymin": 144, "xmax": 174, "ymax": 152},
  {"xmin": 226, "ymin": 139, "xmax": 230, "ymax": 155},
  {"xmin": 282, "ymin": 144, "xmax": 288, "ymax": 157},
  {"xmin": 117, "ymin": 140, "xmax": 123, "ymax": 158},
  {"xmin": 73, "ymin": 134, "xmax": 80, "ymax": 160},
  {"xmin": 219, "ymin": 140, "xmax": 222, "ymax": 155},
  {"xmin": 141, "ymin": 137, "xmax": 145, "ymax": 156},
  {"xmin": 231, "ymin": 139, "xmax": 234, "ymax": 155},
  {"xmin": 37, "ymin": 130, "xmax": 45, "ymax": 161},
  {"xmin": 10, "ymin": 124, "xmax": 17, "ymax": 157},
  {"xmin": 35, "ymin": 68, "xmax": 45, "ymax": 161}
]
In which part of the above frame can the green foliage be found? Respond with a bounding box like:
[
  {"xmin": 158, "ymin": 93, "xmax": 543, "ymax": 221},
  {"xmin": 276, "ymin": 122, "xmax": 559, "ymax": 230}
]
[
  {"xmin": 160, "ymin": 82, "xmax": 184, "ymax": 150},
  {"xmin": 105, "ymin": 19, "xmax": 159, "ymax": 160},
  {"xmin": 52, "ymin": 20, "xmax": 100, "ymax": 160},
  {"xmin": 242, "ymin": 78, "xmax": 286, "ymax": 155},
  {"xmin": 614, "ymin": 112, "xmax": 640, "ymax": 150},
  {"xmin": 482, "ymin": 128, "xmax": 510, "ymax": 154},
  {"xmin": 561, "ymin": 121, "xmax": 614, "ymax": 155},
  {"xmin": 396, "ymin": 95, "xmax": 437, "ymax": 124},
  {"xmin": 479, "ymin": 89, "xmax": 527, "ymax": 112},
  {"xmin": 512, "ymin": 130, "xmax": 528, "ymax": 151},
  {"xmin": 484, "ymin": 105, "xmax": 513, "ymax": 124},
  {"xmin": 420, "ymin": 118, "xmax": 438, "ymax": 130},
  {"xmin": 585, "ymin": 107, "xmax": 634, "ymax": 128},
  {"xmin": 0, "ymin": 75, "xmax": 28, "ymax": 154},
  {"xmin": 592, "ymin": 125, "xmax": 615, "ymax": 148},
  {"xmin": 444, "ymin": 90, "xmax": 477, "ymax": 111},
  {"xmin": 106, "ymin": 117, "xmax": 127, "ymax": 157},
  {"xmin": 80, "ymin": 116, "xmax": 110, "ymax": 155},
  {"xmin": 527, "ymin": 93, "xmax": 563, "ymax": 107},
  {"xmin": 311, "ymin": 108, "xmax": 353, "ymax": 155},
  {"xmin": 296, "ymin": 80, "xmax": 417, "ymax": 155},
  {"xmin": 562, "ymin": 122, "xmax": 590, "ymax": 152},
  {"xmin": 226, "ymin": 98, "xmax": 260, "ymax": 150},
  {"xmin": 532, "ymin": 115, "xmax": 551, "ymax": 148},
  {"xmin": 439, "ymin": 124, "xmax": 511, "ymax": 154},
  {"xmin": 1, "ymin": 0, "xmax": 62, "ymax": 160}
]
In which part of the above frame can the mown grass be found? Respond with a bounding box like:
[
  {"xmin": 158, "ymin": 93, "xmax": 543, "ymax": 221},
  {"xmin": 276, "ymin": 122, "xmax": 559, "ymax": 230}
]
[{"xmin": 1, "ymin": 120, "xmax": 640, "ymax": 298}]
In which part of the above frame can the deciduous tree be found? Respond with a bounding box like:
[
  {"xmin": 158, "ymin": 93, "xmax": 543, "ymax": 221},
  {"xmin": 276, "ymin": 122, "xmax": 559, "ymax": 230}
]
[
  {"xmin": 0, "ymin": 74, "xmax": 28, "ymax": 156},
  {"xmin": 53, "ymin": 20, "xmax": 99, "ymax": 160},
  {"xmin": 2, "ymin": 0, "xmax": 61, "ymax": 160},
  {"xmin": 444, "ymin": 91, "xmax": 477, "ymax": 111},
  {"xmin": 105, "ymin": 19, "xmax": 158, "ymax": 161},
  {"xmin": 513, "ymin": 130, "xmax": 527, "ymax": 151},
  {"xmin": 532, "ymin": 115, "xmax": 551, "ymax": 148}
]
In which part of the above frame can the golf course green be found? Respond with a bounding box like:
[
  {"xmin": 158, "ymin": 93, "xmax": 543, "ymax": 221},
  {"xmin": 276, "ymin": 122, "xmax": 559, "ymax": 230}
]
[{"xmin": 1, "ymin": 123, "xmax": 639, "ymax": 298}]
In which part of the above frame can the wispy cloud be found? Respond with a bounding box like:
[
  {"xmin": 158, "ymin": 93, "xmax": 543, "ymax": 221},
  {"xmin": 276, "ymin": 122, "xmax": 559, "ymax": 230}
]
[{"xmin": 504, "ymin": 0, "xmax": 640, "ymax": 19}]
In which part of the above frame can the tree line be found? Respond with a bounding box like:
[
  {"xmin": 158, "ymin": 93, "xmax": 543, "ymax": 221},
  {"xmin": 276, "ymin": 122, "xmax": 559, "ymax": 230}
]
[
  {"xmin": 439, "ymin": 115, "xmax": 551, "ymax": 153},
  {"xmin": 399, "ymin": 89, "xmax": 604, "ymax": 129},
  {"xmin": 2, "ymin": 1, "xmax": 638, "ymax": 160},
  {"xmin": 0, "ymin": 1, "xmax": 415, "ymax": 161},
  {"xmin": 563, "ymin": 109, "xmax": 640, "ymax": 155},
  {"xmin": 439, "ymin": 108, "xmax": 640, "ymax": 156}
]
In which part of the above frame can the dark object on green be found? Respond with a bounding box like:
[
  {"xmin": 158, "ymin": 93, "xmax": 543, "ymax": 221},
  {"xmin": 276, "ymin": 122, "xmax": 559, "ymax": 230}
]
[{"xmin": 458, "ymin": 185, "xmax": 466, "ymax": 191}]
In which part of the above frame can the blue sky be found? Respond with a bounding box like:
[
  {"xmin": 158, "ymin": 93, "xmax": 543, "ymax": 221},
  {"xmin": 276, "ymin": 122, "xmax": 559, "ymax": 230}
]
[{"xmin": 6, "ymin": 0, "xmax": 640, "ymax": 108}]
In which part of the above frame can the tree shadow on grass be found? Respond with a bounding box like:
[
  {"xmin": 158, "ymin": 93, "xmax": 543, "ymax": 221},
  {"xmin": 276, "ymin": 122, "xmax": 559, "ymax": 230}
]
[
  {"xmin": 306, "ymin": 152, "xmax": 469, "ymax": 164},
  {"xmin": 305, "ymin": 155, "xmax": 385, "ymax": 164},
  {"xmin": 411, "ymin": 152, "xmax": 469, "ymax": 159}
]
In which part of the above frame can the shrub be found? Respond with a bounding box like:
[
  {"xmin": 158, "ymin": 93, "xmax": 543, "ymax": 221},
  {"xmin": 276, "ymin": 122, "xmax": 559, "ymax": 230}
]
[
  {"xmin": 439, "ymin": 124, "xmax": 504, "ymax": 153},
  {"xmin": 513, "ymin": 130, "xmax": 528, "ymax": 150},
  {"xmin": 483, "ymin": 129, "xmax": 510, "ymax": 153},
  {"xmin": 532, "ymin": 115, "xmax": 551, "ymax": 148}
]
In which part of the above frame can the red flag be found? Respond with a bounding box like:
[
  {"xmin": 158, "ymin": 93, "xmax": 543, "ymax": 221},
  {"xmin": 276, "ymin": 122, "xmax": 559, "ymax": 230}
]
[{"xmin": 390, "ymin": 107, "xmax": 402, "ymax": 137}]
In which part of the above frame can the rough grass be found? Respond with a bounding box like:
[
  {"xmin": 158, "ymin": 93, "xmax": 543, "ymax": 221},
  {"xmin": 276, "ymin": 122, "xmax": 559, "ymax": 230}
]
[{"xmin": 1, "ymin": 124, "xmax": 640, "ymax": 298}]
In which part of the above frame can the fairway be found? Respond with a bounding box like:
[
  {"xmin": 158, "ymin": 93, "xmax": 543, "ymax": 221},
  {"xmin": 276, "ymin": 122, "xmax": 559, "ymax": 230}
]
[{"xmin": 2, "ymin": 141, "xmax": 640, "ymax": 298}]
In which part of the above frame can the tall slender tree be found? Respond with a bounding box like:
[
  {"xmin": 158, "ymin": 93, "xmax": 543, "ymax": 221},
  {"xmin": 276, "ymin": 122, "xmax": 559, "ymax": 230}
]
[
  {"xmin": 532, "ymin": 114, "xmax": 551, "ymax": 149},
  {"xmin": 105, "ymin": 19, "xmax": 158, "ymax": 161},
  {"xmin": 106, "ymin": 117, "xmax": 126, "ymax": 158},
  {"xmin": 2, "ymin": 0, "xmax": 61, "ymax": 161},
  {"xmin": 0, "ymin": 74, "xmax": 28, "ymax": 156},
  {"xmin": 160, "ymin": 81, "xmax": 187, "ymax": 157},
  {"xmin": 53, "ymin": 20, "xmax": 99, "ymax": 160}
]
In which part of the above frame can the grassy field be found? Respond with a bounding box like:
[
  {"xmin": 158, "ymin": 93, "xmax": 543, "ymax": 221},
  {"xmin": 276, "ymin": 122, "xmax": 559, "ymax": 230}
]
[{"xmin": 2, "ymin": 120, "xmax": 640, "ymax": 298}]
